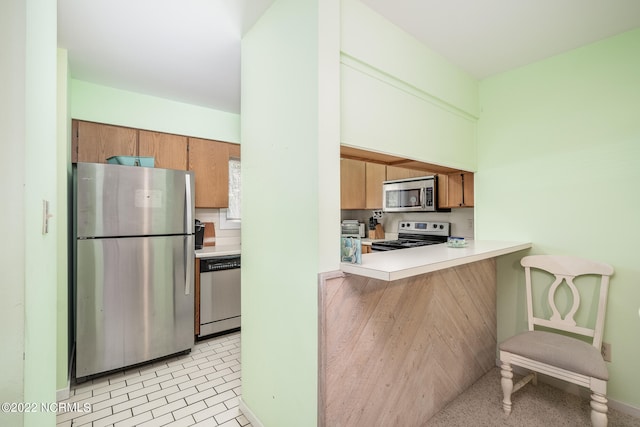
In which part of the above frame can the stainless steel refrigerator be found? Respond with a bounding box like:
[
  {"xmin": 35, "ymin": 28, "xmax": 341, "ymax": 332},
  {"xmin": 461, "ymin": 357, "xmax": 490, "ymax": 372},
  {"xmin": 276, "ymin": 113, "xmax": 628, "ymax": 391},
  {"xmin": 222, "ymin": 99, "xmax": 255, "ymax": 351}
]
[{"xmin": 74, "ymin": 162, "xmax": 195, "ymax": 379}]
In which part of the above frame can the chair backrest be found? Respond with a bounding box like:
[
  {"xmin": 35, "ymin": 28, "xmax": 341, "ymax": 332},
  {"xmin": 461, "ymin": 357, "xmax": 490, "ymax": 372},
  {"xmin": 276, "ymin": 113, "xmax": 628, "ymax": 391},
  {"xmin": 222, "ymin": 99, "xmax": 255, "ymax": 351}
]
[{"xmin": 521, "ymin": 255, "xmax": 614, "ymax": 349}]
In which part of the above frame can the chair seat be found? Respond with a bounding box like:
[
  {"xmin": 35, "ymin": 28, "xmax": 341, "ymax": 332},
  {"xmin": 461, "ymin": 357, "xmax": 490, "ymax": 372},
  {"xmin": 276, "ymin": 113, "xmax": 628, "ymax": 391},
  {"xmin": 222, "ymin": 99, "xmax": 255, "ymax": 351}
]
[{"xmin": 499, "ymin": 330, "xmax": 608, "ymax": 380}]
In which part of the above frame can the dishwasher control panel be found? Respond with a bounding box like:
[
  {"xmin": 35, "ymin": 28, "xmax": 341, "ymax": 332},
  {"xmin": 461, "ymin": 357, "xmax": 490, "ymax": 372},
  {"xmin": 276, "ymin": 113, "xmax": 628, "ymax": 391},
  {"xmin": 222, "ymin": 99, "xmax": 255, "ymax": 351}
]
[{"xmin": 200, "ymin": 255, "xmax": 241, "ymax": 272}]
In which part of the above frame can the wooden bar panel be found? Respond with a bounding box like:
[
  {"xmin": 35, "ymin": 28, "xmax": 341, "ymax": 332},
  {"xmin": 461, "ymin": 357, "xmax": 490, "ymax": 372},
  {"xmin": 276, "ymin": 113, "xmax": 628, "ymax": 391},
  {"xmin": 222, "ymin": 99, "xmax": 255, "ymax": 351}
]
[{"xmin": 319, "ymin": 259, "xmax": 497, "ymax": 427}]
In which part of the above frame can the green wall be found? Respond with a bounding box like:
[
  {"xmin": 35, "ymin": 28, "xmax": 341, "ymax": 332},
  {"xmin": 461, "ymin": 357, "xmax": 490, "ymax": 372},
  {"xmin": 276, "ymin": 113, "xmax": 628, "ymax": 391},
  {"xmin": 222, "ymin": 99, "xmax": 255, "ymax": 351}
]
[
  {"xmin": 57, "ymin": 48, "xmax": 71, "ymax": 395},
  {"xmin": 0, "ymin": 0, "xmax": 27, "ymax": 425},
  {"xmin": 477, "ymin": 29, "xmax": 640, "ymax": 408},
  {"xmin": 339, "ymin": 0, "xmax": 478, "ymax": 171},
  {"xmin": 24, "ymin": 0, "xmax": 59, "ymax": 425},
  {"xmin": 1, "ymin": 3, "xmax": 59, "ymax": 425},
  {"xmin": 240, "ymin": 0, "xmax": 340, "ymax": 425},
  {"xmin": 70, "ymin": 79, "xmax": 241, "ymax": 143}
]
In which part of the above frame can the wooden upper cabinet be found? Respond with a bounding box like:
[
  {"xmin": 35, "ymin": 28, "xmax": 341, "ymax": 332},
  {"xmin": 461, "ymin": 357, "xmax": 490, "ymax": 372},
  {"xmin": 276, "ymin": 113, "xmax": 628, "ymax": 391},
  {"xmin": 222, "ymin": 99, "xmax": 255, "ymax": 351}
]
[
  {"xmin": 73, "ymin": 120, "xmax": 137, "ymax": 163},
  {"xmin": 188, "ymin": 138, "xmax": 233, "ymax": 208},
  {"xmin": 228, "ymin": 143, "xmax": 240, "ymax": 159},
  {"xmin": 340, "ymin": 159, "xmax": 386, "ymax": 210},
  {"xmin": 439, "ymin": 172, "xmax": 474, "ymax": 208},
  {"xmin": 138, "ymin": 130, "xmax": 188, "ymax": 170},
  {"xmin": 461, "ymin": 172, "xmax": 474, "ymax": 207},
  {"xmin": 340, "ymin": 158, "xmax": 366, "ymax": 210},
  {"xmin": 365, "ymin": 162, "xmax": 386, "ymax": 209}
]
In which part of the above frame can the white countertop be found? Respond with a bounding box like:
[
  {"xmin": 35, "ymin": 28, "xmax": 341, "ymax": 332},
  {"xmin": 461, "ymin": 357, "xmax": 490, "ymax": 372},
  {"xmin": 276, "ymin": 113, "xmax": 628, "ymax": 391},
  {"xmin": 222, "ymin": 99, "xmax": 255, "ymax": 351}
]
[
  {"xmin": 195, "ymin": 244, "xmax": 241, "ymax": 258},
  {"xmin": 341, "ymin": 240, "xmax": 532, "ymax": 281}
]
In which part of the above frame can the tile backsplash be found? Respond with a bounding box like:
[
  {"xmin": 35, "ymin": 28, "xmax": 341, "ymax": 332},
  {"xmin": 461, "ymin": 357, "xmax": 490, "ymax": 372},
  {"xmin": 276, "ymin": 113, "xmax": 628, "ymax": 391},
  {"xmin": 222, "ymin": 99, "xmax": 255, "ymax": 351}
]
[
  {"xmin": 195, "ymin": 208, "xmax": 241, "ymax": 246},
  {"xmin": 341, "ymin": 209, "xmax": 474, "ymax": 240}
]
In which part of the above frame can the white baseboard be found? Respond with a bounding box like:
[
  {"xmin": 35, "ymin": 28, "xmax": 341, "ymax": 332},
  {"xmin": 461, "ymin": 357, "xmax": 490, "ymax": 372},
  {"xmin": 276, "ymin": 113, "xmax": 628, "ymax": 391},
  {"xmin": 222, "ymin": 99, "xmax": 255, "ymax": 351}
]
[
  {"xmin": 497, "ymin": 360, "xmax": 640, "ymax": 418},
  {"xmin": 239, "ymin": 397, "xmax": 265, "ymax": 427},
  {"xmin": 56, "ymin": 380, "xmax": 70, "ymax": 401},
  {"xmin": 57, "ymin": 345, "xmax": 75, "ymax": 402}
]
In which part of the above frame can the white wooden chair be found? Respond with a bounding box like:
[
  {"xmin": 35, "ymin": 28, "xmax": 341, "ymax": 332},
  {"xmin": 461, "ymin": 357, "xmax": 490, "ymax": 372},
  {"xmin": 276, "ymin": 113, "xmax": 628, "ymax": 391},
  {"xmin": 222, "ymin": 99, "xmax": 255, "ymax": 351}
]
[{"xmin": 499, "ymin": 255, "xmax": 614, "ymax": 427}]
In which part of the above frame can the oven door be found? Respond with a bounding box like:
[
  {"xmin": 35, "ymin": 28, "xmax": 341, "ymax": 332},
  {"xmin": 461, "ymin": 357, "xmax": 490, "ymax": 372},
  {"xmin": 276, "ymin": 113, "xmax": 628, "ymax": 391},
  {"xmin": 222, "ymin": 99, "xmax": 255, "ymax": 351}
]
[{"xmin": 382, "ymin": 178, "xmax": 435, "ymax": 212}]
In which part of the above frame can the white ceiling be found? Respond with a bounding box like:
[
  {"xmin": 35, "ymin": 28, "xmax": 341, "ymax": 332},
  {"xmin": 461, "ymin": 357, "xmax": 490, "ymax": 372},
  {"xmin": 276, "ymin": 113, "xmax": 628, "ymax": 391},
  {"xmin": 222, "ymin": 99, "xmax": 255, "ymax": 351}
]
[
  {"xmin": 362, "ymin": 0, "xmax": 640, "ymax": 79},
  {"xmin": 57, "ymin": 0, "xmax": 640, "ymax": 114}
]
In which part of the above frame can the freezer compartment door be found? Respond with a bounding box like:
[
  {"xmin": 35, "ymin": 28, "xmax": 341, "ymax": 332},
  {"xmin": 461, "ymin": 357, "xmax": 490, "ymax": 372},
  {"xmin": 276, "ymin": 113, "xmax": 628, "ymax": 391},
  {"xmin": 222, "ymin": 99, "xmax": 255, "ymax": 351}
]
[
  {"xmin": 76, "ymin": 235, "xmax": 194, "ymax": 378},
  {"xmin": 76, "ymin": 162, "xmax": 195, "ymax": 238}
]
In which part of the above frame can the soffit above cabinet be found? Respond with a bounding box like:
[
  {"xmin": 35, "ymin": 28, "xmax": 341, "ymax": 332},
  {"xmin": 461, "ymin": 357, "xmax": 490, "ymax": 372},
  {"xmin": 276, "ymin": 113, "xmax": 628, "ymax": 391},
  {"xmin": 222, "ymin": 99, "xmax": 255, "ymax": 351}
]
[{"xmin": 340, "ymin": 145, "xmax": 468, "ymax": 174}]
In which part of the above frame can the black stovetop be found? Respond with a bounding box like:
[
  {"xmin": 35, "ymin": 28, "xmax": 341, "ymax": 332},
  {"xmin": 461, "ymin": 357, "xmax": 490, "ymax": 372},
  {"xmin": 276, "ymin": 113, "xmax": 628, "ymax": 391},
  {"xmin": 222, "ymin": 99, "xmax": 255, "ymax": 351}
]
[
  {"xmin": 370, "ymin": 221, "xmax": 450, "ymax": 252},
  {"xmin": 371, "ymin": 236, "xmax": 447, "ymax": 251}
]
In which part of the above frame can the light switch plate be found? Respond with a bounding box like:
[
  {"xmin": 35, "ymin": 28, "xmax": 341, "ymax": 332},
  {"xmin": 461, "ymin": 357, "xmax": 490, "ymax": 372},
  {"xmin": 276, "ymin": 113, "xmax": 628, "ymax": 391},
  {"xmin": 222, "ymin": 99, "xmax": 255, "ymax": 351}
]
[{"xmin": 42, "ymin": 200, "xmax": 53, "ymax": 235}]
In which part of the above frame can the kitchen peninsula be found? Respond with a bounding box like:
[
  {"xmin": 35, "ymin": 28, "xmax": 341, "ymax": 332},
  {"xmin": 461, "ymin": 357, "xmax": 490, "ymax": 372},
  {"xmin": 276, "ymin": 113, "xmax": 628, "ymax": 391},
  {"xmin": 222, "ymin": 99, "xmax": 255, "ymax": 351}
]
[{"xmin": 318, "ymin": 241, "xmax": 531, "ymax": 426}]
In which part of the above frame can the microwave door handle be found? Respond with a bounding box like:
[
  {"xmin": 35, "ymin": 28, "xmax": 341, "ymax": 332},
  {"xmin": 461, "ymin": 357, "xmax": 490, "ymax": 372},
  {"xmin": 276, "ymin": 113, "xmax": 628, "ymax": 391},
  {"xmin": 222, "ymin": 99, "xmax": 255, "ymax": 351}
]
[{"xmin": 421, "ymin": 187, "xmax": 427, "ymax": 209}]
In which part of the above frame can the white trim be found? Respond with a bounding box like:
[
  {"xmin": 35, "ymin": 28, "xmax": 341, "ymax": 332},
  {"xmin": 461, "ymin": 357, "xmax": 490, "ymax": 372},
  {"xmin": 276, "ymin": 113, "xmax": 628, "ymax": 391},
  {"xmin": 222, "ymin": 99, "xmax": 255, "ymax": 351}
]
[
  {"xmin": 239, "ymin": 398, "xmax": 265, "ymax": 427},
  {"xmin": 56, "ymin": 384, "xmax": 70, "ymax": 402},
  {"xmin": 219, "ymin": 208, "xmax": 241, "ymax": 230},
  {"xmin": 496, "ymin": 360, "xmax": 640, "ymax": 418},
  {"xmin": 57, "ymin": 345, "xmax": 75, "ymax": 401}
]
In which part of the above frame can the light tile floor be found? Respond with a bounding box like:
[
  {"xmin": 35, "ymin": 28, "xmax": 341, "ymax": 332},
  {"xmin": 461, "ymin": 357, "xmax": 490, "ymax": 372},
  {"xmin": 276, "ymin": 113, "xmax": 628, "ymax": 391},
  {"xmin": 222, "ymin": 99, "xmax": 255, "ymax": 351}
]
[{"xmin": 57, "ymin": 332, "xmax": 251, "ymax": 427}]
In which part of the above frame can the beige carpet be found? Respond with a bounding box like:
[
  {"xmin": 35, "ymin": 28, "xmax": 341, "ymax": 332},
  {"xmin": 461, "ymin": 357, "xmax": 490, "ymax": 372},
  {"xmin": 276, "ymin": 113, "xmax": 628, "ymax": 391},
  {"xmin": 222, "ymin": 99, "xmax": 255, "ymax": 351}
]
[{"xmin": 426, "ymin": 368, "xmax": 640, "ymax": 427}]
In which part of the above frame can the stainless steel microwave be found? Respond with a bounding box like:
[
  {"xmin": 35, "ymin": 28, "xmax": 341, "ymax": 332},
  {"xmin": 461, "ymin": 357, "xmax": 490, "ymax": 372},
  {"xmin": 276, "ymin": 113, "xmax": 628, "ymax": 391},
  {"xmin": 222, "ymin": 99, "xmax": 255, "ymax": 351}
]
[{"xmin": 382, "ymin": 176, "xmax": 436, "ymax": 212}]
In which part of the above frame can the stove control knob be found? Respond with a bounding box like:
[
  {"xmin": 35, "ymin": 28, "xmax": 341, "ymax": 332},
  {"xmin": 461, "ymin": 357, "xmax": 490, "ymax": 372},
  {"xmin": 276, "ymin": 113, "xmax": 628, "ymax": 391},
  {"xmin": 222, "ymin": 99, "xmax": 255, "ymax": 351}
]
[
  {"xmin": 439, "ymin": 224, "xmax": 444, "ymax": 229},
  {"xmin": 433, "ymin": 224, "xmax": 437, "ymax": 228}
]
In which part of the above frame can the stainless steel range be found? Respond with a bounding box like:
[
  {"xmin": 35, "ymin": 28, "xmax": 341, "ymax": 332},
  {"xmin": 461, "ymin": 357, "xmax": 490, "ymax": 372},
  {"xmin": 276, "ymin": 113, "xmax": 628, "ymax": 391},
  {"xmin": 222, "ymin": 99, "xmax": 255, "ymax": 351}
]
[{"xmin": 371, "ymin": 221, "xmax": 450, "ymax": 251}]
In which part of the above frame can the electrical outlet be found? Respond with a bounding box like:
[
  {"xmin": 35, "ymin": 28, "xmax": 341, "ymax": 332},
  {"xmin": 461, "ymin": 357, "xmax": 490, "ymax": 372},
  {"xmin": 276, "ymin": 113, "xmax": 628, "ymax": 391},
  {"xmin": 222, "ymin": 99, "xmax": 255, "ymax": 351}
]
[{"xmin": 601, "ymin": 342, "xmax": 612, "ymax": 362}]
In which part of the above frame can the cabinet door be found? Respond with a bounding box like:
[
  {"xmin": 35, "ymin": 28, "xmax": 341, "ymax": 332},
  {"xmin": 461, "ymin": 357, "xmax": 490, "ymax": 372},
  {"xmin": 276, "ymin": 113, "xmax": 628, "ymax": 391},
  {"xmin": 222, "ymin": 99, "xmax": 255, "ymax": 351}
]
[
  {"xmin": 74, "ymin": 120, "xmax": 137, "ymax": 164},
  {"xmin": 340, "ymin": 159, "xmax": 366, "ymax": 209},
  {"xmin": 138, "ymin": 130, "xmax": 188, "ymax": 170},
  {"xmin": 441, "ymin": 172, "xmax": 474, "ymax": 208},
  {"xmin": 446, "ymin": 173, "xmax": 463, "ymax": 207},
  {"xmin": 228, "ymin": 143, "xmax": 240, "ymax": 159},
  {"xmin": 462, "ymin": 172, "xmax": 474, "ymax": 206},
  {"xmin": 188, "ymin": 138, "xmax": 231, "ymax": 208},
  {"xmin": 386, "ymin": 166, "xmax": 430, "ymax": 181},
  {"xmin": 437, "ymin": 174, "xmax": 450, "ymax": 208},
  {"xmin": 365, "ymin": 162, "xmax": 386, "ymax": 209}
]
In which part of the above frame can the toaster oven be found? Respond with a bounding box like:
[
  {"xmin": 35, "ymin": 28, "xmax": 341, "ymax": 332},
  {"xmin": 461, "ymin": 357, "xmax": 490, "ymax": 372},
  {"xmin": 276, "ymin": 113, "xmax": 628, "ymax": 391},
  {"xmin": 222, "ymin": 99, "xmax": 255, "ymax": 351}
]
[{"xmin": 341, "ymin": 220, "xmax": 365, "ymax": 237}]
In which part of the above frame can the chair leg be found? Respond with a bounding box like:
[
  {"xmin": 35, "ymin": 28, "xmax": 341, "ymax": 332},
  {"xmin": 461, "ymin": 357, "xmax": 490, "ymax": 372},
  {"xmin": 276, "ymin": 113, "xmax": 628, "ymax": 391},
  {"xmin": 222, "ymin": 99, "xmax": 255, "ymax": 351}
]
[
  {"xmin": 590, "ymin": 392, "xmax": 608, "ymax": 427},
  {"xmin": 500, "ymin": 362, "xmax": 514, "ymax": 415}
]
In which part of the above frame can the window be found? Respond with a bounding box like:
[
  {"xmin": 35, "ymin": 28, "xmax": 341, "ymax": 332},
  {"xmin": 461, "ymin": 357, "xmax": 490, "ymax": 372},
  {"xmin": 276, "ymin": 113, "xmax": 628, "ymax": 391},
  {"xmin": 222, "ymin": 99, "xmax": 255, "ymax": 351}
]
[{"xmin": 221, "ymin": 157, "xmax": 241, "ymax": 228}]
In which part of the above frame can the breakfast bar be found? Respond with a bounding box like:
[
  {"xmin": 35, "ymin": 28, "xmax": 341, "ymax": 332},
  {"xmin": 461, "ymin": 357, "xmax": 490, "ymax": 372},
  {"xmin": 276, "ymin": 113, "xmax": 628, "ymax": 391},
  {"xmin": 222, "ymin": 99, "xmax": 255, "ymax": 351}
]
[
  {"xmin": 341, "ymin": 240, "xmax": 532, "ymax": 281},
  {"xmin": 318, "ymin": 241, "xmax": 531, "ymax": 427}
]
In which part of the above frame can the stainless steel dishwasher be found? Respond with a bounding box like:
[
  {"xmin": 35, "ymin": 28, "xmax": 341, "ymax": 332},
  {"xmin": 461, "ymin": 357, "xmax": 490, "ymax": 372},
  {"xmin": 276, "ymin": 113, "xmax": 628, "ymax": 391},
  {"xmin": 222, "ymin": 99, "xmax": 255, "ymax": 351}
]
[{"xmin": 198, "ymin": 255, "xmax": 241, "ymax": 338}]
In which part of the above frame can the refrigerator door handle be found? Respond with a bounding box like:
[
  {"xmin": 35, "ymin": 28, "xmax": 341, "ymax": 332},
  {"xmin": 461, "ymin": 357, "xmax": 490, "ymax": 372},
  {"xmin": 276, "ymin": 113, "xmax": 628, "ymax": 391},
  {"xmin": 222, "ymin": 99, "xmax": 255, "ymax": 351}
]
[
  {"xmin": 185, "ymin": 173, "xmax": 193, "ymax": 234},
  {"xmin": 185, "ymin": 236, "xmax": 193, "ymax": 295}
]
